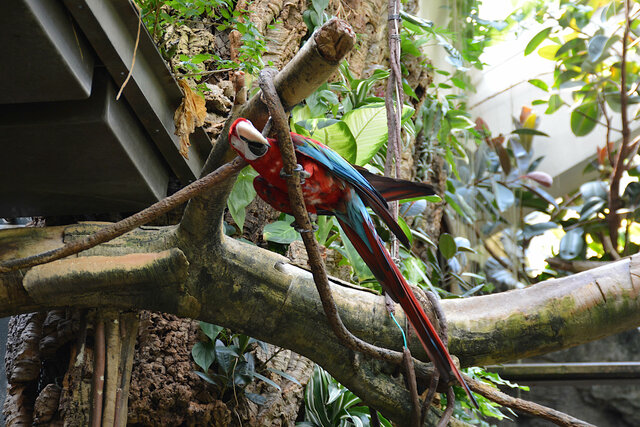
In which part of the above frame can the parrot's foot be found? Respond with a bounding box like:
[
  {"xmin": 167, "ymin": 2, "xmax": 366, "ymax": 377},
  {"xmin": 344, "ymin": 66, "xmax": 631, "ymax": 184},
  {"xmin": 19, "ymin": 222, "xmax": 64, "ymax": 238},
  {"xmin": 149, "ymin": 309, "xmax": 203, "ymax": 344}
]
[
  {"xmin": 290, "ymin": 214, "xmax": 319, "ymax": 234},
  {"xmin": 280, "ymin": 164, "xmax": 311, "ymax": 184}
]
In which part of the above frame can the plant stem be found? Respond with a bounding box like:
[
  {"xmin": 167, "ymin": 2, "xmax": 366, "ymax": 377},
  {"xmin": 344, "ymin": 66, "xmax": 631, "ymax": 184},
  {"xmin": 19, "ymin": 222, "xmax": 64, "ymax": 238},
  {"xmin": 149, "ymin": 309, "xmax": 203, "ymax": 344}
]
[{"xmin": 606, "ymin": 0, "xmax": 632, "ymax": 254}]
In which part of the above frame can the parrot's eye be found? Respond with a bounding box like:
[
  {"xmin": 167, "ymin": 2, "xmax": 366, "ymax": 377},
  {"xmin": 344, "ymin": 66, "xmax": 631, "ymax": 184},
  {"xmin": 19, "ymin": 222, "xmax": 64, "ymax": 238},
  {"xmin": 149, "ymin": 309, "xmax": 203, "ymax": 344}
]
[{"xmin": 241, "ymin": 135, "xmax": 268, "ymax": 157}]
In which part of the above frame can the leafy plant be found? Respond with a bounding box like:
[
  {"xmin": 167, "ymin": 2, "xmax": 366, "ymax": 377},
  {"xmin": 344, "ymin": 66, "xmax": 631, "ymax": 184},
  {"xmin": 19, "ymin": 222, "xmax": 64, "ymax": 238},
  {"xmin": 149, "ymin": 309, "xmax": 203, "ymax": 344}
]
[
  {"xmin": 297, "ymin": 365, "xmax": 392, "ymax": 427},
  {"xmin": 192, "ymin": 321, "xmax": 299, "ymax": 405},
  {"xmin": 134, "ymin": 0, "xmax": 269, "ymax": 78},
  {"xmin": 512, "ymin": 0, "xmax": 640, "ymax": 265}
]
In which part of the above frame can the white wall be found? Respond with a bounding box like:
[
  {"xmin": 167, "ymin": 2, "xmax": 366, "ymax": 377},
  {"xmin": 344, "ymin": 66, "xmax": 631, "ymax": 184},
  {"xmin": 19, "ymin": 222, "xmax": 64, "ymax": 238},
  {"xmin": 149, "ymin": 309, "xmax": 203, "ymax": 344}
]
[{"xmin": 418, "ymin": 0, "xmax": 620, "ymax": 197}]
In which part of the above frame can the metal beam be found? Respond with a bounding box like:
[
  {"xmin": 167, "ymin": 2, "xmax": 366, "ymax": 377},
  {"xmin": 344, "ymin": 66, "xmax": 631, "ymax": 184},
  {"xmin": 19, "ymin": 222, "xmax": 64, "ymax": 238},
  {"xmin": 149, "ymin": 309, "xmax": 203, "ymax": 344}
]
[
  {"xmin": 487, "ymin": 362, "xmax": 640, "ymax": 385},
  {"xmin": 63, "ymin": 0, "xmax": 212, "ymax": 182}
]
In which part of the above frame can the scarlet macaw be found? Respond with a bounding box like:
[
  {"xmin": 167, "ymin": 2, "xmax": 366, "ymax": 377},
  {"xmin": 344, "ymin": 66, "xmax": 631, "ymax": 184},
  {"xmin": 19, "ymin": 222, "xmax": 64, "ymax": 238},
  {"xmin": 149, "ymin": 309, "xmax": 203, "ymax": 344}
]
[{"xmin": 228, "ymin": 117, "xmax": 476, "ymax": 406}]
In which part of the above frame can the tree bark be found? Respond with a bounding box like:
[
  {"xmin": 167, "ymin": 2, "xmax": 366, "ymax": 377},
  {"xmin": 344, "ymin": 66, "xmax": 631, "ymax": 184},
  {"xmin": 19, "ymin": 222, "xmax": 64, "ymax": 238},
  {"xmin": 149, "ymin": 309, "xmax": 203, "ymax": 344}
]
[{"xmin": 2, "ymin": 219, "xmax": 640, "ymax": 423}]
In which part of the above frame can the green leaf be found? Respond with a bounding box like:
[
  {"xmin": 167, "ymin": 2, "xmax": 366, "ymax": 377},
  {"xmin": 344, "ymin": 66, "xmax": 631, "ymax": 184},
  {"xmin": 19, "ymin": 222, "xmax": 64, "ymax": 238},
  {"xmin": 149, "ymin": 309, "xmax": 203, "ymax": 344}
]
[
  {"xmin": 555, "ymin": 37, "xmax": 585, "ymax": 57},
  {"xmin": 546, "ymin": 94, "xmax": 563, "ymax": 114},
  {"xmin": 343, "ymin": 103, "xmax": 414, "ymax": 166},
  {"xmin": 199, "ymin": 322, "xmax": 223, "ymax": 341},
  {"xmin": 267, "ymin": 367, "xmax": 302, "ymax": 385},
  {"xmin": 528, "ymin": 79, "xmax": 549, "ymax": 91},
  {"xmin": 559, "ymin": 228, "xmax": 584, "ymax": 260},
  {"xmin": 538, "ymin": 44, "xmax": 560, "ymax": 60},
  {"xmin": 511, "ymin": 128, "xmax": 549, "ymax": 137},
  {"xmin": 570, "ymin": 101, "xmax": 600, "ymax": 136},
  {"xmin": 587, "ymin": 34, "xmax": 608, "ymax": 62},
  {"xmin": 309, "ymin": 120, "xmax": 357, "ymax": 163},
  {"xmin": 493, "ymin": 181, "xmax": 515, "ymax": 212},
  {"xmin": 580, "ymin": 181, "xmax": 608, "ymax": 200},
  {"xmin": 439, "ymin": 233, "xmax": 457, "ymax": 259},
  {"xmin": 525, "ymin": 27, "xmax": 553, "ymax": 56},
  {"xmin": 192, "ymin": 341, "xmax": 215, "ymax": 372},
  {"xmin": 454, "ymin": 236, "xmax": 475, "ymax": 253},
  {"xmin": 523, "ymin": 222, "xmax": 558, "ymax": 240},
  {"xmin": 396, "ymin": 216, "xmax": 413, "ymax": 246},
  {"xmin": 194, "ymin": 371, "xmax": 220, "ymax": 386},
  {"xmin": 227, "ymin": 167, "xmax": 258, "ymax": 231},
  {"xmin": 263, "ymin": 220, "xmax": 300, "ymax": 244},
  {"xmin": 245, "ymin": 392, "xmax": 267, "ymax": 405},
  {"xmin": 580, "ymin": 197, "xmax": 606, "ymax": 220},
  {"xmin": 252, "ymin": 371, "xmax": 282, "ymax": 391}
]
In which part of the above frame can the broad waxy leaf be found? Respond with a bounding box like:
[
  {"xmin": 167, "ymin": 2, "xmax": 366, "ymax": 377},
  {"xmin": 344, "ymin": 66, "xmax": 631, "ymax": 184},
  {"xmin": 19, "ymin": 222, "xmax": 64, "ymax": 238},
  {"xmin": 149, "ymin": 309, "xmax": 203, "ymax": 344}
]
[
  {"xmin": 580, "ymin": 196, "xmax": 606, "ymax": 220},
  {"xmin": 493, "ymin": 181, "xmax": 515, "ymax": 212},
  {"xmin": 523, "ymin": 222, "xmax": 558, "ymax": 240},
  {"xmin": 343, "ymin": 103, "xmax": 414, "ymax": 166},
  {"xmin": 559, "ymin": 228, "xmax": 584, "ymax": 260},
  {"xmin": 263, "ymin": 220, "xmax": 301, "ymax": 244},
  {"xmin": 587, "ymin": 34, "xmax": 609, "ymax": 62},
  {"xmin": 309, "ymin": 120, "xmax": 357, "ymax": 163},
  {"xmin": 528, "ymin": 79, "xmax": 549, "ymax": 91},
  {"xmin": 580, "ymin": 180, "xmax": 608, "ymax": 200},
  {"xmin": 439, "ymin": 233, "xmax": 457, "ymax": 259},
  {"xmin": 570, "ymin": 101, "xmax": 600, "ymax": 136},
  {"xmin": 546, "ymin": 94, "xmax": 563, "ymax": 114},
  {"xmin": 199, "ymin": 322, "xmax": 223, "ymax": 341},
  {"xmin": 525, "ymin": 27, "xmax": 553, "ymax": 56},
  {"xmin": 228, "ymin": 167, "xmax": 258, "ymax": 232},
  {"xmin": 192, "ymin": 341, "xmax": 215, "ymax": 372}
]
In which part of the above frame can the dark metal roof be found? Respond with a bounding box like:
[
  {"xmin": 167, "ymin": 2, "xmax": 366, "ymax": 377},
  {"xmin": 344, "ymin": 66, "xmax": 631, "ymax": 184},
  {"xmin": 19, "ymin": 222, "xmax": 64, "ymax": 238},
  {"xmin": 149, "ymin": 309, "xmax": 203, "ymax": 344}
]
[{"xmin": 0, "ymin": 0, "xmax": 212, "ymax": 216}]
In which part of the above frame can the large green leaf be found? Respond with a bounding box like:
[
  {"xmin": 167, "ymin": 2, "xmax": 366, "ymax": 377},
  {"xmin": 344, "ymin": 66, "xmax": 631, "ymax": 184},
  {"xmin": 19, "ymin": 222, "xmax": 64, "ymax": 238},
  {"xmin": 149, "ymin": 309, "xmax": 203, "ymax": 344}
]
[
  {"xmin": 263, "ymin": 220, "xmax": 301, "ymax": 244},
  {"xmin": 342, "ymin": 103, "xmax": 414, "ymax": 166},
  {"xmin": 199, "ymin": 322, "xmax": 223, "ymax": 341},
  {"xmin": 546, "ymin": 94, "xmax": 564, "ymax": 114},
  {"xmin": 559, "ymin": 228, "xmax": 584, "ymax": 260},
  {"xmin": 525, "ymin": 27, "xmax": 553, "ymax": 56},
  {"xmin": 227, "ymin": 167, "xmax": 258, "ymax": 232},
  {"xmin": 309, "ymin": 120, "xmax": 357, "ymax": 163},
  {"xmin": 570, "ymin": 101, "xmax": 600, "ymax": 136},
  {"xmin": 493, "ymin": 181, "xmax": 515, "ymax": 212},
  {"xmin": 192, "ymin": 341, "xmax": 215, "ymax": 372},
  {"xmin": 439, "ymin": 233, "xmax": 457, "ymax": 259},
  {"xmin": 587, "ymin": 34, "xmax": 608, "ymax": 62}
]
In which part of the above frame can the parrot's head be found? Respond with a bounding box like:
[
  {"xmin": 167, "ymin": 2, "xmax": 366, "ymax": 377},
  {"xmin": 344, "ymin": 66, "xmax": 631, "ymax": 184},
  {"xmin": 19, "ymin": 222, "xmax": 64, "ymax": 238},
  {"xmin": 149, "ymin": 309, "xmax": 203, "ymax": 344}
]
[{"xmin": 229, "ymin": 118, "xmax": 270, "ymax": 161}]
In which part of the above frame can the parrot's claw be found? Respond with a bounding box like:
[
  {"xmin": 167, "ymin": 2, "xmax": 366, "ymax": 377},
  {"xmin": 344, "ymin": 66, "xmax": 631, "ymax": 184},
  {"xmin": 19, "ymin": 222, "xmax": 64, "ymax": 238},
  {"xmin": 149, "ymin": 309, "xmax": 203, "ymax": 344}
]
[
  {"xmin": 290, "ymin": 214, "xmax": 319, "ymax": 234},
  {"xmin": 280, "ymin": 164, "xmax": 311, "ymax": 184}
]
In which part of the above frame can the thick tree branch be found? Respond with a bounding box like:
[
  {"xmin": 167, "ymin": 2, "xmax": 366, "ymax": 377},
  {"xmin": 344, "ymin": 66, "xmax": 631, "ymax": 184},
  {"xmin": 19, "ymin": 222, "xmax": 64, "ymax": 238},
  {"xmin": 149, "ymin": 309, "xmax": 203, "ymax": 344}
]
[
  {"xmin": 0, "ymin": 157, "xmax": 246, "ymax": 274},
  {"xmin": 2, "ymin": 226, "xmax": 638, "ymax": 422}
]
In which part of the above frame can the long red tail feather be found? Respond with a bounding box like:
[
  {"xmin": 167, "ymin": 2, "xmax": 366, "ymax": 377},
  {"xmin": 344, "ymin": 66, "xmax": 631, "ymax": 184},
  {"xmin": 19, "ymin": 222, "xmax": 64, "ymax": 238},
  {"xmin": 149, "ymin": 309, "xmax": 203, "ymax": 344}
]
[{"xmin": 337, "ymin": 217, "xmax": 478, "ymax": 408}]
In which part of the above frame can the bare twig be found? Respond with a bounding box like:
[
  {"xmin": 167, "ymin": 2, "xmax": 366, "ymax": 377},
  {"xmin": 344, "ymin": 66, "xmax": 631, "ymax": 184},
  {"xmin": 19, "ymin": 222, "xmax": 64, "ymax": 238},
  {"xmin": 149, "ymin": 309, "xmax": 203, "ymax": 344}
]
[
  {"xmin": 258, "ymin": 68, "xmax": 405, "ymax": 365},
  {"xmin": 402, "ymin": 347, "xmax": 421, "ymax": 426},
  {"xmin": 116, "ymin": 2, "xmax": 142, "ymax": 100},
  {"xmin": 436, "ymin": 387, "xmax": 455, "ymax": 427},
  {"xmin": 0, "ymin": 157, "xmax": 247, "ymax": 273}
]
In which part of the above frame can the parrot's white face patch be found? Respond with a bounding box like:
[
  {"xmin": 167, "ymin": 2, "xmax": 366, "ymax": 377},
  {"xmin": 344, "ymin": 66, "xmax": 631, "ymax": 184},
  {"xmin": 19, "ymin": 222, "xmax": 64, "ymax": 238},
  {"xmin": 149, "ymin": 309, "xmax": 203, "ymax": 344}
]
[{"xmin": 230, "ymin": 120, "xmax": 270, "ymax": 161}]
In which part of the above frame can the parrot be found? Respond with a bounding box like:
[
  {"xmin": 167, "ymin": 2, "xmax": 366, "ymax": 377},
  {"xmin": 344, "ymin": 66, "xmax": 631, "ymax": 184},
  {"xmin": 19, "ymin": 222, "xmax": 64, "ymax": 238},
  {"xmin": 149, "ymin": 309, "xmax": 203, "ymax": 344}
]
[{"xmin": 228, "ymin": 117, "xmax": 477, "ymax": 407}]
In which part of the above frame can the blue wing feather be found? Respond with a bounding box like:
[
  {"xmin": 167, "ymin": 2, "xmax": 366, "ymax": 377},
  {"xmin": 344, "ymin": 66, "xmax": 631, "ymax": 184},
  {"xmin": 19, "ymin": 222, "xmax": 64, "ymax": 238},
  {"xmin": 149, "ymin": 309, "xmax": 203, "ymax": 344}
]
[{"xmin": 291, "ymin": 133, "xmax": 411, "ymax": 247}]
